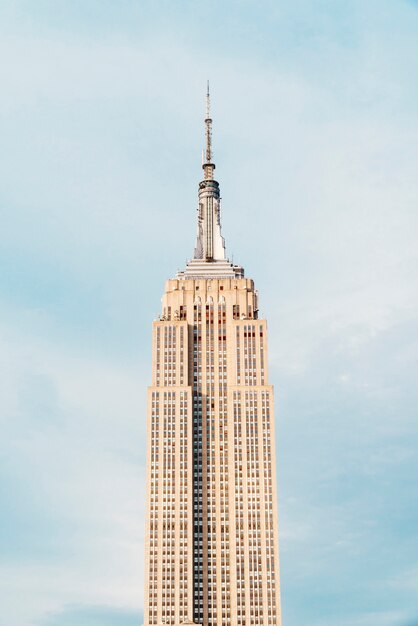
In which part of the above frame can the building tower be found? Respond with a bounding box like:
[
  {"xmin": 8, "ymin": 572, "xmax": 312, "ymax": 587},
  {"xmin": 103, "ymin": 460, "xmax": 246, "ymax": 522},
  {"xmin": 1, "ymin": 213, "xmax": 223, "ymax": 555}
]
[{"xmin": 144, "ymin": 87, "xmax": 282, "ymax": 626}]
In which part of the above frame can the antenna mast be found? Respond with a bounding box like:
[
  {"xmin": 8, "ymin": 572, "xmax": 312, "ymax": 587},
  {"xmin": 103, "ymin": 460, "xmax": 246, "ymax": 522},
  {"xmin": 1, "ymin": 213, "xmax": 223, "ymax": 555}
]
[{"xmin": 205, "ymin": 80, "xmax": 212, "ymax": 164}]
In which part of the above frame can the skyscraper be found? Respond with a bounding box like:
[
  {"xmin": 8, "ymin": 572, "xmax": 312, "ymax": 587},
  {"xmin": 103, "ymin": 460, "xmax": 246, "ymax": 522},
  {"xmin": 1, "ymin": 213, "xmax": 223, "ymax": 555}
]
[{"xmin": 144, "ymin": 87, "xmax": 282, "ymax": 626}]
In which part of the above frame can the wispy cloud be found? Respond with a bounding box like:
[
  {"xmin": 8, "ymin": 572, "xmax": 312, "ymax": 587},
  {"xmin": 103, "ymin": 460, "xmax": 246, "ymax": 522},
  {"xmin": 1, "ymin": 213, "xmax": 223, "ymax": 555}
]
[
  {"xmin": 40, "ymin": 604, "xmax": 141, "ymax": 626},
  {"xmin": 0, "ymin": 316, "xmax": 144, "ymax": 625}
]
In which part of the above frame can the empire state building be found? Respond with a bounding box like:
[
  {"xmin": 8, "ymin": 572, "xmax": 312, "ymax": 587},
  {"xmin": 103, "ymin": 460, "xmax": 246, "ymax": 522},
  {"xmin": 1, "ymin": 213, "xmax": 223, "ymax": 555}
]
[{"xmin": 144, "ymin": 88, "xmax": 282, "ymax": 626}]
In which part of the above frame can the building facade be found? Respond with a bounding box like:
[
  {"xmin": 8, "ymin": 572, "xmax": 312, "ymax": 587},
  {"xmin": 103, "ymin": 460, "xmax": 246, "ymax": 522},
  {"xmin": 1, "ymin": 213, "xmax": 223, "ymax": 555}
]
[{"xmin": 144, "ymin": 89, "xmax": 282, "ymax": 626}]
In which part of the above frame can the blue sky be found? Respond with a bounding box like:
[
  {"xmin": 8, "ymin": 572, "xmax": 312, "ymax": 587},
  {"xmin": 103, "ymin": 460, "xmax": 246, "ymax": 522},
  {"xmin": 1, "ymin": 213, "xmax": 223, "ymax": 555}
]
[{"xmin": 1, "ymin": 1, "xmax": 418, "ymax": 625}]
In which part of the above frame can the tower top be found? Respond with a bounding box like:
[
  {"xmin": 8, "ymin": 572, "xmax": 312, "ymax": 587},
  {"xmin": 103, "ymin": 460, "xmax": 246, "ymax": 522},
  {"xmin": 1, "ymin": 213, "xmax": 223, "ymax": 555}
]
[{"xmin": 177, "ymin": 85, "xmax": 244, "ymax": 279}]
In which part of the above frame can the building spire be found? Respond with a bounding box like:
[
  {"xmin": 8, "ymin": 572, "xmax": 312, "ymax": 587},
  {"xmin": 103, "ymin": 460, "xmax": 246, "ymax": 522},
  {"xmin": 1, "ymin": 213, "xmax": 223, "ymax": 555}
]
[
  {"xmin": 178, "ymin": 84, "xmax": 245, "ymax": 278},
  {"xmin": 203, "ymin": 80, "xmax": 215, "ymax": 181},
  {"xmin": 192, "ymin": 82, "xmax": 225, "ymax": 261}
]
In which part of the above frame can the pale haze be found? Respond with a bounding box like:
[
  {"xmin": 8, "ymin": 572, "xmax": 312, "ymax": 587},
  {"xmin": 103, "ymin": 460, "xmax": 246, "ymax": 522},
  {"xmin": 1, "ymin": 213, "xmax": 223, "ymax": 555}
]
[{"xmin": 1, "ymin": 2, "xmax": 417, "ymax": 626}]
